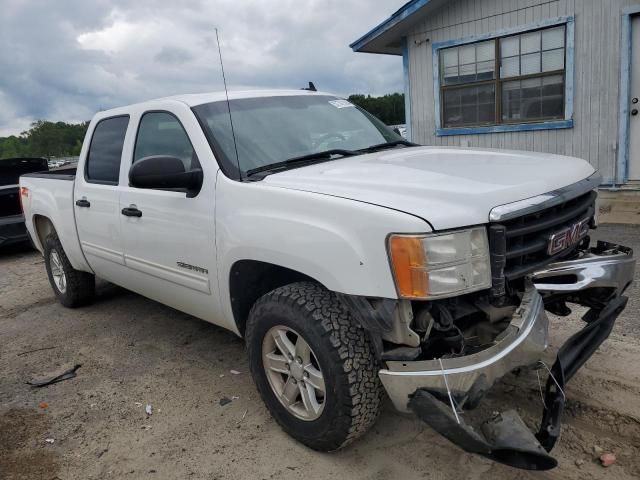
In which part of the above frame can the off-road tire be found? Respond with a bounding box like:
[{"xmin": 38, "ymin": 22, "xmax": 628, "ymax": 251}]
[
  {"xmin": 44, "ymin": 233, "xmax": 95, "ymax": 308},
  {"xmin": 246, "ymin": 281, "xmax": 383, "ymax": 451}
]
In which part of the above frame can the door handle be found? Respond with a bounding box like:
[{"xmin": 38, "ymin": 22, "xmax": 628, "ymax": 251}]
[
  {"xmin": 75, "ymin": 199, "xmax": 91, "ymax": 208},
  {"xmin": 121, "ymin": 207, "xmax": 142, "ymax": 217}
]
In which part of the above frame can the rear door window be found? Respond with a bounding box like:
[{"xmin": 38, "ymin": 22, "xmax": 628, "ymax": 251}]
[{"xmin": 86, "ymin": 116, "xmax": 129, "ymax": 184}]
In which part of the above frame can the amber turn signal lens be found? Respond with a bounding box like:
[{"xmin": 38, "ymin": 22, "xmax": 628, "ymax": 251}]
[{"xmin": 388, "ymin": 235, "xmax": 428, "ymax": 298}]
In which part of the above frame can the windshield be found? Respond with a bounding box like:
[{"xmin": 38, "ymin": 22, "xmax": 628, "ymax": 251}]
[{"xmin": 192, "ymin": 95, "xmax": 404, "ymax": 179}]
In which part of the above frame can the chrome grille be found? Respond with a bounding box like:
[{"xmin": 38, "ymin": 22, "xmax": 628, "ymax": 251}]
[{"xmin": 489, "ymin": 191, "xmax": 596, "ymax": 295}]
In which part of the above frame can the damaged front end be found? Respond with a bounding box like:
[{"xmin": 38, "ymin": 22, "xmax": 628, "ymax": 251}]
[{"xmin": 374, "ymin": 242, "xmax": 634, "ymax": 470}]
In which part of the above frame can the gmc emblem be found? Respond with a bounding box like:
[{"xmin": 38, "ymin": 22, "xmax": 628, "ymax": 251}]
[{"xmin": 547, "ymin": 218, "xmax": 590, "ymax": 256}]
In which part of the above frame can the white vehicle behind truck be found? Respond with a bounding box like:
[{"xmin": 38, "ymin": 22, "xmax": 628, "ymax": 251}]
[{"xmin": 20, "ymin": 90, "xmax": 635, "ymax": 470}]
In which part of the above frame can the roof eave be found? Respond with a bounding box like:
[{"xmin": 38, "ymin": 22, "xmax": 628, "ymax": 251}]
[{"xmin": 350, "ymin": 0, "xmax": 439, "ymax": 55}]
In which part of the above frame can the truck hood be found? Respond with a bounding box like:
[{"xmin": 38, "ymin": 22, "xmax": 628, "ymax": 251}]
[{"xmin": 262, "ymin": 146, "xmax": 596, "ymax": 230}]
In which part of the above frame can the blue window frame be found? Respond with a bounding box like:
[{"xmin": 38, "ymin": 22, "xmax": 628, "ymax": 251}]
[{"xmin": 432, "ymin": 16, "xmax": 575, "ymax": 136}]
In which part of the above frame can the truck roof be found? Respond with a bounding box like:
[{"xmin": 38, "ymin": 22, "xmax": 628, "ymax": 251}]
[{"xmin": 97, "ymin": 89, "xmax": 335, "ymax": 117}]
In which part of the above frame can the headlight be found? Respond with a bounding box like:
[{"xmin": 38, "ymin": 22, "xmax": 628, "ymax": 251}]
[{"xmin": 387, "ymin": 227, "xmax": 491, "ymax": 299}]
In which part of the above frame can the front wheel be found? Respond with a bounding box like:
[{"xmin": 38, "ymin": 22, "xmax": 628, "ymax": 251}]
[
  {"xmin": 44, "ymin": 233, "xmax": 95, "ymax": 308},
  {"xmin": 246, "ymin": 282, "xmax": 382, "ymax": 451}
]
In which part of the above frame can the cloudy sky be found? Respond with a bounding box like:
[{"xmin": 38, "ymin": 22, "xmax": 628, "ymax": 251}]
[{"xmin": 0, "ymin": 0, "xmax": 408, "ymax": 136}]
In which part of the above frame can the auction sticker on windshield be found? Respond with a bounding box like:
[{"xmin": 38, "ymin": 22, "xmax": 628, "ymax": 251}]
[{"xmin": 328, "ymin": 99, "xmax": 354, "ymax": 108}]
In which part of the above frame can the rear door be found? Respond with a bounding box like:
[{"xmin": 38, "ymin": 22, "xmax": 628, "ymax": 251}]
[
  {"xmin": 74, "ymin": 115, "xmax": 130, "ymax": 283},
  {"xmin": 118, "ymin": 105, "xmax": 219, "ymax": 321}
]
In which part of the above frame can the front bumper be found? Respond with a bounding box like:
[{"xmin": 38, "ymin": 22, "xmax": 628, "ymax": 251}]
[
  {"xmin": 380, "ymin": 242, "xmax": 634, "ymax": 470},
  {"xmin": 380, "ymin": 283, "xmax": 548, "ymax": 412},
  {"xmin": 0, "ymin": 214, "xmax": 28, "ymax": 247}
]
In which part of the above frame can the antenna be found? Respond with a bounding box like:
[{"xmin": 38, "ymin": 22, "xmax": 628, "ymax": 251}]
[{"xmin": 215, "ymin": 28, "xmax": 241, "ymax": 180}]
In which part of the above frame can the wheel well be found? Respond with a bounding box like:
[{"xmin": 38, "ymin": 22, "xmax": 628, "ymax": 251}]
[
  {"xmin": 229, "ymin": 260, "xmax": 317, "ymax": 335},
  {"xmin": 33, "ymin": 215, "xmax": 56, "ymax": 250}
]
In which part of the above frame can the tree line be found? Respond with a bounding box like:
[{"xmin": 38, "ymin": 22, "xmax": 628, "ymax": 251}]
[
  {"xmin": 0, "ymin": 93, "xmax": 405, "ymax": 159},
  {"xmin": 347, "ymin": 93, "xmax": 405, "ymax": 125},
  {"xmin": 0, "ymin": 120, "xmax": 89, "ymax": 160}
]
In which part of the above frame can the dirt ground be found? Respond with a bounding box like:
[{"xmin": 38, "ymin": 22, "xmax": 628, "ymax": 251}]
[{"xmin": 1, "ymin": 224, "xmax": 640, "ymax": 480}]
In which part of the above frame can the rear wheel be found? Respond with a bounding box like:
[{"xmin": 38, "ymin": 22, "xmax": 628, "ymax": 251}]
[
  {"xmin": 44, "ymin": 233, "xmax": 95, "ymax": 307},
  {"xmin": 246, "ymin": 282, "xmax": 382, "ymax": 451}
]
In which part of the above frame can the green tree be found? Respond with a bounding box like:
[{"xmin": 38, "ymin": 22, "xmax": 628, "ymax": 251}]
[
  {"xmin": 0, "ymin": 120, "xmax": 89, "ymax": 159},
  {"xmin": 348, "ymin": 93, "xmax": 405, "ymax": 125}
]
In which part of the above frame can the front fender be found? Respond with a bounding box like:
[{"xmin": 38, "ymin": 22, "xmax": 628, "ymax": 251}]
[{"xmin": 215, "ymin": 173, "xmax": 430, "ymax": 329}]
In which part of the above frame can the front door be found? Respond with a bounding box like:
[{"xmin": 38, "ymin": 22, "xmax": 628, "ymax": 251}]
[
  {"xmin": 629, "ymin": 15, "xmax": 640, "ymax": 180},
  {"xmin": 74, "ymin": 115, "xmax": 130, "ymax": 284},
  {"xmin": 118, "ymin": 107, "xmax": 218, "ymax": 322}
]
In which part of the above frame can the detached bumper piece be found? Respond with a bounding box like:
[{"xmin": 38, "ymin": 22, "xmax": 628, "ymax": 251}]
[{"xmin": 383, "ymin": 242, "xmax": 634, "ymax": 470}]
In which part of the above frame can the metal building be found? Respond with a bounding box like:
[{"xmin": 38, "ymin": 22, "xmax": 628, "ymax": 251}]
[{"xmin": 351, "ymin": 0, "xmax": 640, "ymax": 189}]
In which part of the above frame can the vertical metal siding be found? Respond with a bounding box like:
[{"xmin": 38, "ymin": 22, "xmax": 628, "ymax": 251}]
[{"xmin": 405, "ymin": 0, "xmax": 640, "ymax": 183}]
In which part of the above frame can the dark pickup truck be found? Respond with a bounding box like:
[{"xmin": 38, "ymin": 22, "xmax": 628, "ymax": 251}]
[{"xmin": 0, "ymin": 157, "xmax": 48, "ymax": 247}]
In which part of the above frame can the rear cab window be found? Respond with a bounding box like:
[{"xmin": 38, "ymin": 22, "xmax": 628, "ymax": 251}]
[{"xmin": 85, "ymin": 116, "xmax": 130, "ymax": 184}]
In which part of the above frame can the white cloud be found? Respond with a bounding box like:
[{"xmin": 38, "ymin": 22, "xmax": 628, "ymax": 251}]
[{"xmin": 0, "ymin": 0, "xmax": 406, "ymax": 136}]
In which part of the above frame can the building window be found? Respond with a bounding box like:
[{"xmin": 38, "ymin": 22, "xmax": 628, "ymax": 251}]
[{"xmin": 439, "ymin": 25, "xmax": 566, "ymax": 128}]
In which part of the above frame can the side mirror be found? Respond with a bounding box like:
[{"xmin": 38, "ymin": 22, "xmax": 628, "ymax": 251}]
[{"xmin": 129, "ymin": 155, "xmax": 203, "ymax": 196}]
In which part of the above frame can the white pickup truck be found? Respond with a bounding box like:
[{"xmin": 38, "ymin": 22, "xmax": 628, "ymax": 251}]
[{"xmin": 20, "ymin": 90, "xmax": 635, "ymax": 470}]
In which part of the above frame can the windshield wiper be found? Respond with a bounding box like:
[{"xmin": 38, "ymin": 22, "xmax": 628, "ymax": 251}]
[
  {"xmin": 358, "ymin": 139, "xmax": 418, "ymax": 153},
  {"xmin": 245, "ymin": 149, "xmax": 359, "ymax": 178}
]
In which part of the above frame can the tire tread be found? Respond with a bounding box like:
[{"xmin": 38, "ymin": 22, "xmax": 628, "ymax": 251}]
[{"xmin": 246, "ymin": 282, "xmax": 382, "ymax": 451}]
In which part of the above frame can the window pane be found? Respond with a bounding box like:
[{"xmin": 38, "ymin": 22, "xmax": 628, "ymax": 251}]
[
  {"xmin": 443, "ymin": 66, "xmax": 459, "ymax": 84},
  {"xmin": 542, "ymin": 26, "xmax": 565, "ymax": 50},
  {"xmin": 86, "ymin": 116, "xmax": 129, "ymax": 183},
  {"xmin": 521, "ymin": 77, "xmax": 543, "ymax": 119},
  {"xmin": 502, "ymin": 81, "xmax": 522, "ymax": 121},
  {"xmin": 443, "ymin": 49, "xmax": 458, "ymax": 68},
  {"xmin": 134, "ymin": 112, "xmax": 199, "ymax": 172},
  {"xmin": 521, "ymin": 52, "xmax": 541, "ymax": 75},
  {"xmin": 459, "ymin": 63, "xmax": 476, "ymax": 82},
  {"xmin": 541, "ymin": 75, "xmax": 565, "ymax": 117},
  {"xmin": 501, "ymin": 75, "xmax": 564, "ymax": 122},
  {"xmin": 476, "ymin": 60, "xmax": 495, "ymax": 80},
  {"xmin": 501, "ymin": 36, "xmax": 519, "ymax": 58},
  {"xmin": 521, "ymin": 31, "xmax": 541, "ymax": 54},
  {"xmin": 542, "ymin": 48, "xmax": 564, "ymax": 71},
  {"xmin": 443, "ymin": 84, "xmax": 495, "ymax": 127},
  {"xmin": 443, "ymin": 89, "xmax": 462, "ymax": 126},
  {"xmin": 459, "ymin": 44, "xmax": 475, "ymax": 64},
  {"xmin": 476, "ymin": 40, "xmax": 495, "ymax": 61},
  {"xmin": 501, "ymin": 56, "xmax": 520, "ymax": 77}
]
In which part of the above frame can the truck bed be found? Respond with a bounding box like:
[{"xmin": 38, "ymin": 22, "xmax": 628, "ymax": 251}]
[
  {"xmin": 21, "ymin": 165, "xmax": 76, "ymax": 181},
  {"xmin": 19, "ymin": 166, "xmax": 90, "ymax": 271}
]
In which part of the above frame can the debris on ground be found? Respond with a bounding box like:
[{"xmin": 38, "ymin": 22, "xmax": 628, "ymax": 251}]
[
  {"xmin": 38, "ymin": 401, "xmax": 48, "ymax": 409},
  {"xmin": 134, "ymin": 402, "xmax": 143, "ymax": 407},
  {"xmin": 574, "ymin": 459, "xmax": 585, "ymax": 467},
  {"xmin": 27, "ymin": 364, "xmax": 82, "ymax": 387},
  {"xmin": 141, "ymin": 425, "xmax": 152, "ymax": 430},
  {"xmin": 237, "ymin": 409, "xmax": 248, "ymax": 424},
  {"xmin": 219, "ymin": 397, "xmax": 232, "ymax": 406},
  {"xmin": 145, "ymin": 404, "xmax": 153, "ymax": 416},
  {"xmin": 17, "ymin": 346, "xmax": 58, "ymax": 357},
  {"xmin": 593, "ymin": 445, "xmax": 604, "ymax": 456},
  {"xmin": 230, "ymin": 370, "xmax": 241, "ymax": 375},
  {"xmin": 45, "ymin": 438, "xmax": 55, "ymax": 444},
  {"xmin": 600, "ymin": 453, "xmax": 616, "ymax": 467}
]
